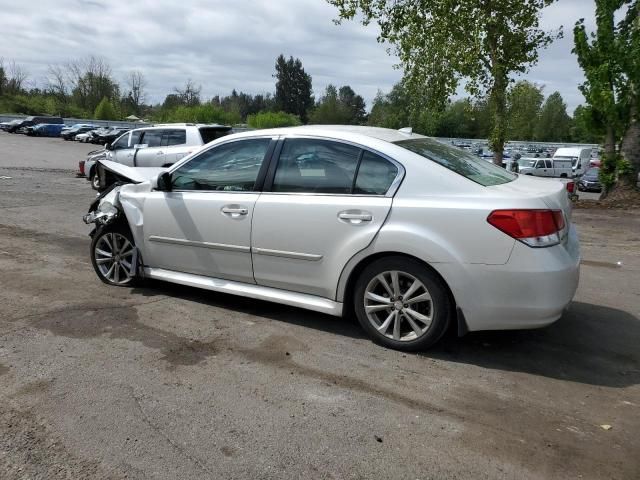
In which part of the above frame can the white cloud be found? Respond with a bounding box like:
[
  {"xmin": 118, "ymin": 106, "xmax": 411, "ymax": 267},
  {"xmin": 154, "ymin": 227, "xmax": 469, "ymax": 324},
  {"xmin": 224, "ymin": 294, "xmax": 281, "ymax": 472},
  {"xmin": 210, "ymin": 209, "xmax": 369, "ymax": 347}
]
[{"xmin": 0, "ymin": 0, "xmax": 595, "ymax": 111}]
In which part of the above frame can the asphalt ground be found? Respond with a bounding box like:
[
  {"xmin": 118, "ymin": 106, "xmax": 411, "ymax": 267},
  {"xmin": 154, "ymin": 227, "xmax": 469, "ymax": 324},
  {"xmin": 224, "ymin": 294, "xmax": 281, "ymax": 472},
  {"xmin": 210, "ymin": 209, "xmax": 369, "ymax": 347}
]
[{"xmin": 0, "ymin": 132, "xmax": 638, "ymax": 479}]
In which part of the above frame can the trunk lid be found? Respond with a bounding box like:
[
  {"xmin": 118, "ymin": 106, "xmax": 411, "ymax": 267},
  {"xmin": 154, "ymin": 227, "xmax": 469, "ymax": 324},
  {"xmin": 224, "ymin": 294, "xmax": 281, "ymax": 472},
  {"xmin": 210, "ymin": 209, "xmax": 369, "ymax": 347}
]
[{"xmin": 488, "ymin": 174, "xmax": 572, "ymax": 220}]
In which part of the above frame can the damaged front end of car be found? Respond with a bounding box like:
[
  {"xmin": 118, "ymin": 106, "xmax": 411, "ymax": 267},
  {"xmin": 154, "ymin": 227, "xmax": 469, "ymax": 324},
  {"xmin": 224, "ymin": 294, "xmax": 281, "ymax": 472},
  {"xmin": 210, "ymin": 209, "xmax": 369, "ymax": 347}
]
[{"xmin": 83, "ymin": 183, "xmax": 123, "ymax": 228}]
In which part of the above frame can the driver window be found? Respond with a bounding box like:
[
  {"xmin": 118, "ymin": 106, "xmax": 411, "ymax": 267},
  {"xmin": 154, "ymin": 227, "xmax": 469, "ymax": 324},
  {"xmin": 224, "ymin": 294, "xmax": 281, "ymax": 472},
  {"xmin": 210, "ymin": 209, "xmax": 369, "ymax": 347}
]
[
  {"xmin": 112, "ymin": 133, "xmax": 130, "ymax": 150},
  {"xmin": 171, "ymin": 138, "xmax": 271, "ymax": 191}
]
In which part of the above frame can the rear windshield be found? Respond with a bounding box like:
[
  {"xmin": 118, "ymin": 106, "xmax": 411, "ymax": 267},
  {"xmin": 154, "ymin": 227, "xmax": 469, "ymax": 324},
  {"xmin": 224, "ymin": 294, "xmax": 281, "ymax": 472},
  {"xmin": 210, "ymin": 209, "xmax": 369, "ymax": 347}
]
[
  {"xmin": 394, "ymin": 138, "xmax": 515, "ymax": 186},
  {"xmin": 199, "ymin": 127, "xmax": 232, "ymax": 144}
]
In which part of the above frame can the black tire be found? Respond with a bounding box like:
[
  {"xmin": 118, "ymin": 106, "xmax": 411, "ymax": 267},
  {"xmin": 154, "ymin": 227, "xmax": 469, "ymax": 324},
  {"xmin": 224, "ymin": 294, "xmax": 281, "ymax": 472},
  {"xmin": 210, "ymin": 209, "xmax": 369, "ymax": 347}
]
[
  {"xmin": 90, "ymin": 169, "xmax": 100, "ymax": 191},
  {"xmin": 90, "ymin": 223, "xmax": 138, "ymax": 287},
  {"xmin": 353, "ymin": 256, "xmax": 452, "ymax": 351}
]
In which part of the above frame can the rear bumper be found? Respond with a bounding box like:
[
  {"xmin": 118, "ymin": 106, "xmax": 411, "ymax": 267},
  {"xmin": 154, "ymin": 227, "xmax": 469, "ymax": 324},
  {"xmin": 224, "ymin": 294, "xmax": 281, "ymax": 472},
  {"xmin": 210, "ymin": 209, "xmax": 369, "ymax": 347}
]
[{"xmin": 437, "ymin": 224, "xmax": 581, "ymax": 332}]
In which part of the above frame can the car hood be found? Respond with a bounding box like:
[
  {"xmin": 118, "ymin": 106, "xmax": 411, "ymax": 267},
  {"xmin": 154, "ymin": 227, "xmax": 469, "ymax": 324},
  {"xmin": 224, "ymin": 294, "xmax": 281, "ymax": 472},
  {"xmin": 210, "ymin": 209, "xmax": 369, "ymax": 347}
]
[{"xmin": 98, "ymin": 160, "xmax": 166, "ymax": 183}]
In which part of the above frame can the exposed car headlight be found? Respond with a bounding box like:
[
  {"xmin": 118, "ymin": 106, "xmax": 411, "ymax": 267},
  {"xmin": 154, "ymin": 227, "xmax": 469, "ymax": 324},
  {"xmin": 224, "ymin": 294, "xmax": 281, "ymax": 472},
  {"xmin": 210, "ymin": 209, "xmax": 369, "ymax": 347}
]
[{"xmin": 98, "ymin": 201, "xmax": 118, "ymax": 215}]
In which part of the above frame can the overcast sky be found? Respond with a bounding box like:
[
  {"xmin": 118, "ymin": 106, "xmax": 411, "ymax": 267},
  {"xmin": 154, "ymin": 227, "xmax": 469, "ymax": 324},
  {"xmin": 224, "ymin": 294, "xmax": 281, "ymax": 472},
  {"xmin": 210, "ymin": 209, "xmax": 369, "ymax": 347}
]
[{"xmin": 1, "ymin": 0, "xmax": 596, "ymax": 112}]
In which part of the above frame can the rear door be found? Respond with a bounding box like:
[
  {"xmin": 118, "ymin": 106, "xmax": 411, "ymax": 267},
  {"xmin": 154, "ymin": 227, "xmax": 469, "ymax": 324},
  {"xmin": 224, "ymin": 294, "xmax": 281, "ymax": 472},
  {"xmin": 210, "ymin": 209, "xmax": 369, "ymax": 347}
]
[
  {"xmin": 251, "ymin": 137, "xmax": 402, "ymax": 299},
  {"xmin": 162, "ymin": 129, "xmax": 190, "ymax": 165},
  {"xmin": 135, "ymin": 130, "xmax": 167, "ymax": 167}
]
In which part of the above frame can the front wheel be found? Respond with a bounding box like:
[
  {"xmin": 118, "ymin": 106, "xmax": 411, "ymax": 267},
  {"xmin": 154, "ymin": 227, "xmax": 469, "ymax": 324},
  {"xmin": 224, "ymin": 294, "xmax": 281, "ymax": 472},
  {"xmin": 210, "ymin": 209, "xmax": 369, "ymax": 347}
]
[
  {"xmin": 90, "ymin": 169, "xmax": 101, "ymax": 190},
  {"xmin": 90, "ymin": 225, "xmax": 138, "ymax": 286},
  {"xmin": 353, "ymin": 257, "xmax": 451, "ymax": 351}
]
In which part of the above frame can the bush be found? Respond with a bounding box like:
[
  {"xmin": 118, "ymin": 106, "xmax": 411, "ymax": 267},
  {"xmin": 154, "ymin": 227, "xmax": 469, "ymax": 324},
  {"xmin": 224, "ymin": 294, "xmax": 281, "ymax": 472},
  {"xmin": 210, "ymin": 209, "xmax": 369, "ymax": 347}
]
[
  {"xmin": 94, "ymin": 97, "xmax": 118, "ymax": 120},
  {"xmin": 157, "ymin": 104, "xmax": 241, "ymax": 125},
  {"xmin": 247, "ymin": 111, "xmax": 301, "ymax": 129}
]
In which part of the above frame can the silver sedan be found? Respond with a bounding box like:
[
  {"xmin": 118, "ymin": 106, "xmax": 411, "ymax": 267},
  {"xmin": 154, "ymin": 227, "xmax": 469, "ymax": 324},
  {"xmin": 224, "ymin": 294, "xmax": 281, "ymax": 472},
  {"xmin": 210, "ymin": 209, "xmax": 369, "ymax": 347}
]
[{"xmin": 83, "ymin": 126, "xmax": 580, "ymax": 351}]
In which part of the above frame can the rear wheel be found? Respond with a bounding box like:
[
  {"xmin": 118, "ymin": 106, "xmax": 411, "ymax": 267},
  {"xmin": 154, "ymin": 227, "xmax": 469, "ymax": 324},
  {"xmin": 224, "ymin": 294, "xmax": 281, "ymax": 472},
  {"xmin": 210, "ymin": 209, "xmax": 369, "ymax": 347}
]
[
  {"xmin": 90, "ymin": 225, "xmax": 138, "ymax": 287},
  {"xmin": 353, "ymin": 257, "xmax": 451, "ymax": 351}
]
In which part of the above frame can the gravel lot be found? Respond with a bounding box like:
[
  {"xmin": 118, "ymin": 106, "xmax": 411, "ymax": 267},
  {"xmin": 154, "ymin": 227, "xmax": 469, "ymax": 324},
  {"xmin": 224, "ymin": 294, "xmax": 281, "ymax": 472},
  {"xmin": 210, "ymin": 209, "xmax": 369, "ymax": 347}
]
[{"xmin": 0, "ymin": 132, "xmax": 638, "ymax": 479}]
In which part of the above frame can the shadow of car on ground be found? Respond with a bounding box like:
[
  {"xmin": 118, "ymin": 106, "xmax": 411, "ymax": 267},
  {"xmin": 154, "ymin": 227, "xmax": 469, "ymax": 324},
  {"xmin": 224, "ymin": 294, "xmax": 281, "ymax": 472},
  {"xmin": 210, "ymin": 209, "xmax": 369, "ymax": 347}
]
[{"xmin": 130, "ymin": 283, "xmax": 639, "ymax": 389}]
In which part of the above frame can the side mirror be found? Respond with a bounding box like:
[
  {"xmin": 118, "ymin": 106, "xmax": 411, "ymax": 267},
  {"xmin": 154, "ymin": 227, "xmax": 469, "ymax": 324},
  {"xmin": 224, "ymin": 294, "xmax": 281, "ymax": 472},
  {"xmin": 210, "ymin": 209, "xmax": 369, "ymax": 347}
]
[
  {"xmin": 105, "ymin": 143, "xmax": 111, "ymax": 150},
  {"xmin": 156, "ymin": 171, "xmax": 172, "ymax": 192}
]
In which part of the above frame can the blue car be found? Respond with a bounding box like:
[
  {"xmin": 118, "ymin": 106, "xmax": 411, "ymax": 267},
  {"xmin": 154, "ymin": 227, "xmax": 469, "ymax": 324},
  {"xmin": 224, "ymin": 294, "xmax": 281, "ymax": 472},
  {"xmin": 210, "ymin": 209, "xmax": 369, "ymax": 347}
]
[{"xmin": 31, "ymin": 123, "xmax": 66, "ymax": 137}]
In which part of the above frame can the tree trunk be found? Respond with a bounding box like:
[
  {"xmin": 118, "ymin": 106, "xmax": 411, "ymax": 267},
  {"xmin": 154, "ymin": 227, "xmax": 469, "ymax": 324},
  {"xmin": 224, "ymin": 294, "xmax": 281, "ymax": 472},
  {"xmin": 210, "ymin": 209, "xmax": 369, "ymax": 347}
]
[
  {"xmin": 600, "ymin": 125, "xmax": 618, "ymax": 199},
  {"xmin": 620, "ymin": 98, "xmax": 640, "ymax": 188},
  {"xmin": 489, "ymin": 77, "xmax": 507, "ymax": 166}
]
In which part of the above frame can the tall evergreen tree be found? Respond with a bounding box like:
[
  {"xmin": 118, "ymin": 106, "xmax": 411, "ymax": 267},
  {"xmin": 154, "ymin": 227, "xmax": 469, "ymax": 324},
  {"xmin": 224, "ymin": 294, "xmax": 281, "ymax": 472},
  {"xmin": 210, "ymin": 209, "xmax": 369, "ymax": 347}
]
[
  {"xmin": 274, "ymin": 55, "xmax": 314, "ymax": 123},
  {"xmin": 535, "ymin": 92, "xmax": 571, "ymax": 141}
]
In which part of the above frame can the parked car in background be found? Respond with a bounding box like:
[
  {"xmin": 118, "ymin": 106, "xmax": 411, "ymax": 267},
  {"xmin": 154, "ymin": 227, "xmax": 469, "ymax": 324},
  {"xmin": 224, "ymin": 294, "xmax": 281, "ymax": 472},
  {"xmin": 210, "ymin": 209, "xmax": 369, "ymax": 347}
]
[
  {"xmin": 518, "ymin": 157, "xmax": 573, "ymax": 178},
  {"xmin": 75, "ymin": 130, "xmax": 97, "ymax": 142},
  {"xmin": 28, "ymin": 123, "xmax": 66, "ymax": 137},
  {"xmin": 103, "ymin": 124, "xmax": 232, "ymax": 167},
  {"xmin": 93, "ymin": 126, "xmax": 130, "ymax": 145},
  {"xmin": 577, "ymin": 167, "xmax": 602, "ymax": 192},
  {"xmin": 61, "ymin": 124, "xmax": 97, "ymax": 140},
  {"xmin": 83, "ymin": 126, "xmax": 580, "ymax": 351},
  {"xmin": 553, "ymin": 147, "xmax": 592, "ymax": 177},
  {"xmin": 0, "ymin": 119, "xmax": 22, "ymax": 131},
  {"xmin": 7, "ymin": 116, "xmax": 63, "ymax": 133}
]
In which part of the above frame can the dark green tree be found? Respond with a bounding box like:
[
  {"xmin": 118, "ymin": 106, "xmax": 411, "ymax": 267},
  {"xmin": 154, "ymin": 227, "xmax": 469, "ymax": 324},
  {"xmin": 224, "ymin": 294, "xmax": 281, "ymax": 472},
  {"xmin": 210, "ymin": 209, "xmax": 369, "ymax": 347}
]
[
  {"xmin": 573, "ymin": 0, "xmax": 639, "ymax": 195},
  {"xmin": 274, "ymin": 55, "xmax": 314, "ymax": 123},
  {"xmin": 94, "ymin": 97, "xmax": 118, "ymax": 120},
  {"xmin": 329, "ymin": 0, "xmax": 560, "ymax": 164},
  {"xmin": 507, "ymin": 81, "xmax": 544, "ymax": 140},
  {"xmin": 535, "ymin": 92, "xmax": 571, "ymax": 141}
]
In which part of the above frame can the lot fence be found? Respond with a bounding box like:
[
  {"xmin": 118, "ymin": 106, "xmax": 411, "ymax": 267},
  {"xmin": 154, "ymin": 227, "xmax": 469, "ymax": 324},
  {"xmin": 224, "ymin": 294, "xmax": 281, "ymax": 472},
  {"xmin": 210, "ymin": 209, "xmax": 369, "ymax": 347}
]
[{"xmin": 0, "ymin": 114, "xmax": 149, "ymax": 129}]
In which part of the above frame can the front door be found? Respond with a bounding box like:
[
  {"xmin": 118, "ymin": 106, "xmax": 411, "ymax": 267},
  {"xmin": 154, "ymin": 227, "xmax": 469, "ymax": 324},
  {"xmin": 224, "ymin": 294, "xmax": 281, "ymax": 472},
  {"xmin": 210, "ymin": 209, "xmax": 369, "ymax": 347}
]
[
  {"xmin": 141, "ymin": 137, "xmax": 274, "ymax": 282},
  {"xmin": 251, "ymin": 138, "xmax": 401, "ymax": 299}
]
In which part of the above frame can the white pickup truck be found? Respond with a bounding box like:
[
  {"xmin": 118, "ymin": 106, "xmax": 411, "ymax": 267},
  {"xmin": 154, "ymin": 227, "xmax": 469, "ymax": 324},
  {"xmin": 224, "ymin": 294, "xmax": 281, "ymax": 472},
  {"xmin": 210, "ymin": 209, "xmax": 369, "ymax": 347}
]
[{"xmin": 518, "ymin": 157, "xmax": 574, "ymax": 178}]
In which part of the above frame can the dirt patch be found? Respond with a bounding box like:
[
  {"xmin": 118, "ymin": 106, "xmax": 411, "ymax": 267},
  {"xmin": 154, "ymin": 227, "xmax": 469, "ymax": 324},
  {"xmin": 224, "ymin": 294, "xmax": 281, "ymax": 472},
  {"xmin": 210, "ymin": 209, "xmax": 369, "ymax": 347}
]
[
  {"xmin": 35, "ymin": 303, "xmax": 222, "ymax": 369},
  {"xmin": 0, "ymin": 402, "xmax": 119, "ymax": 480},
  {"xmin": 239, "ymin": 334, "xmax": 453, "ymax": 417}
]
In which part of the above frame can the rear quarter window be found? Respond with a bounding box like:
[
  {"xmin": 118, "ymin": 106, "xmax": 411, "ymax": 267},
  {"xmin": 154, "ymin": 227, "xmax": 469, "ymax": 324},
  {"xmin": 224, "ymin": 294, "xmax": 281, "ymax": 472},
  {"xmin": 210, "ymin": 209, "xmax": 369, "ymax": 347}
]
[
  {"xmin": 395, "ymin": 138, "xmax": 515, "ymax": 186},
  {"xmin": 199, "ymin": 127, "xmax": 232, "ymax": 144}
]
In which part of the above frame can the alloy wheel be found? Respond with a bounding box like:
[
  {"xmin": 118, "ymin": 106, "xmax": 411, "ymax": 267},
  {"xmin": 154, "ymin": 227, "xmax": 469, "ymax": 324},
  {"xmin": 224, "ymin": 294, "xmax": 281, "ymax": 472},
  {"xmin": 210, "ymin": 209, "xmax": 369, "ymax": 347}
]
[
  {"xmin": 363, "ymin": 270, "xmax": 434, "ymax": 342},
  {"xmin": 94, "ymin": 232, "xmax": 135, "ymax": 285}
]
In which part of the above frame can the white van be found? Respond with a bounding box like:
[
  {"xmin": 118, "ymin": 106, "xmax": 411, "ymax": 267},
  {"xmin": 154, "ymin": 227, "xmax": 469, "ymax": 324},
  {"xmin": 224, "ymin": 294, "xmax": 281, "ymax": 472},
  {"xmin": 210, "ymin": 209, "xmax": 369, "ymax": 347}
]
[
  {"xmin": 553, "ymin": 147, "xmax": 592, "ymax": 177},
  {"xmin": 518, "ymin": 157, "xmax": 574, "ymax": 178}
]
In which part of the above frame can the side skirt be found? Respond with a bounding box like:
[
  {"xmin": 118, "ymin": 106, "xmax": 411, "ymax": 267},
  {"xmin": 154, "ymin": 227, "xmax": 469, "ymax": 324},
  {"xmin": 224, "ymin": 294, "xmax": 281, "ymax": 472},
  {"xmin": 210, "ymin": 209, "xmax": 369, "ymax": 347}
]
[{"xmin": 143, "ymin": 268, "xmax": 344, "ymax": 317}]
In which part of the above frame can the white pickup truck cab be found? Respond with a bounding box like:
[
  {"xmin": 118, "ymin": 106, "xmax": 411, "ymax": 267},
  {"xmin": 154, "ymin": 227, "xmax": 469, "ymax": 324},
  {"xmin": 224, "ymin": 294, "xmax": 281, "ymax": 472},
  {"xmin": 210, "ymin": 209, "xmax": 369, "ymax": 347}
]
[
  {"xmin": 518, "ymin": 158, "xmax": 574, "ymax": 178},
  {"xmin": 553, "ymin": 147, "xmax": 592, "ymax": 177}
]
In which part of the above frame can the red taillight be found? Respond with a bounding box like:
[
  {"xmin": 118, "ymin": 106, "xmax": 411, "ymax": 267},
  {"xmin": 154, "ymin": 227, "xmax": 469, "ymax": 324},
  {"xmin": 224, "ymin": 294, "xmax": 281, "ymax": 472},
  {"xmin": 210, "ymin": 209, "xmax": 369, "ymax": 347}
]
[
  {"xmin": 487, "ymin": 209, "xmax": 565, "ymax": 247},
  {"xmin": 566, "ymin": 181, "xmax": 575, "ymax": 193},
  {"xmin": 79, "ymin": 160, "xmax": 85, "ymax": 175}
]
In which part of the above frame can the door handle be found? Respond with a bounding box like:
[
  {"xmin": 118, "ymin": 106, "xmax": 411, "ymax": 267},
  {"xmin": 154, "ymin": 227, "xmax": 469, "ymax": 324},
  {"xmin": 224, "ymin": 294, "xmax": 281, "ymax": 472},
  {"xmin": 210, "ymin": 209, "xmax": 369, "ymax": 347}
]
[
  {"xmin": 156, "ymin": 151, "xmax": 164, "ymax": 155},
  {"xmin": 221, "ymin": 205, "xmax": 249, "ymax": 217},
  {"xmin": 338, "ymin": 211, "xmax": 372, "ymax": 224}
]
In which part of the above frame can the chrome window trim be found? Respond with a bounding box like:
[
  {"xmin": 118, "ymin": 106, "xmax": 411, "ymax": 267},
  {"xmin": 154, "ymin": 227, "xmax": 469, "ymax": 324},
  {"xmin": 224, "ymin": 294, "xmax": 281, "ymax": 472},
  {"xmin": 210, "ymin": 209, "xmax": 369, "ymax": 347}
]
[
  {"xmin": 269, "ymin": 134, "xmax": 405, "ymax": 198},
  {"xmin": 167, "ymin": 135, "xmax": 281, "ymax": 174}
]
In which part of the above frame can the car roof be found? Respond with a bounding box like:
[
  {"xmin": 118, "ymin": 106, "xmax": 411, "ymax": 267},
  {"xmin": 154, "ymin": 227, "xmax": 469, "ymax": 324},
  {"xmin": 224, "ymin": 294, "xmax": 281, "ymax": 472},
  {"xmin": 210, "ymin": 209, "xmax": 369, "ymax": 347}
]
[{"xmin": 226, "ymin": 125, "xmax": 426, "ymax": 144}]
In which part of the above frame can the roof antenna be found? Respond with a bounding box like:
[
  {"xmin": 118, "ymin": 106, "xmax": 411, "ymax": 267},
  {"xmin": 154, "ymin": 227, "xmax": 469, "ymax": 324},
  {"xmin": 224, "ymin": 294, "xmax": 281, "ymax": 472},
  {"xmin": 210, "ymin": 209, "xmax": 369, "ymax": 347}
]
[{"xmin": 398, "ymin": 127, "xmax": 412, "ymax": 135}]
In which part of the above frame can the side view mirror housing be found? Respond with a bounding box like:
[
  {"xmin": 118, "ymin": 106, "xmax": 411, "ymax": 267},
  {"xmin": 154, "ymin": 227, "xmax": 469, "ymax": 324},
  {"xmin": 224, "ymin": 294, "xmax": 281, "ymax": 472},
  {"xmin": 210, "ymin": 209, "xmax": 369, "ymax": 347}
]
[
  {"xmin": 155, "ymin": 171, "xmax": 172, "ymax": 192},
  {"xmin": 104, "ymin": 143, "xmax": 111, "ymax": 150}
]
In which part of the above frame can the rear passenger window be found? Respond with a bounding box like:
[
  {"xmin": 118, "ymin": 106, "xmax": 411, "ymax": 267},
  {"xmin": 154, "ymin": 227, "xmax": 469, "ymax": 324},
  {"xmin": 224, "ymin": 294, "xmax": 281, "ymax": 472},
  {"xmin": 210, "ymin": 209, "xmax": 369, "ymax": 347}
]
[
  {"xmin": 273, "ymin": 139, "xmax": 360, "ymax": 194},
  {"xmin": 142, "ymin": 130, "xmax": 163, "ymax": 147},
  {"xmin": 355, "ymin": 151, "xmax": 398, "ymax": 195},
  {"xmin": 162, "ymin": 129, "xmax": 186, "ymax": 147},
  {"xmin": 545, "ymin": 160, "xmax": 553, "ymax": 168}
]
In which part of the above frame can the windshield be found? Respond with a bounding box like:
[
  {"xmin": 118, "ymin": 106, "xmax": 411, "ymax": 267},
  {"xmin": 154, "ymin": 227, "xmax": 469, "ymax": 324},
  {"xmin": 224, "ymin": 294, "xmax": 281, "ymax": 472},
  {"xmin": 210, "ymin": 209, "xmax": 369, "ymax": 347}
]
[
  {"xmin": 395, "ymin": 138, "xmax": 515, "ymax": 186},
  {"xmin": 518, "ymin": 158, "xmax": 537, "ymax": 168}
]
